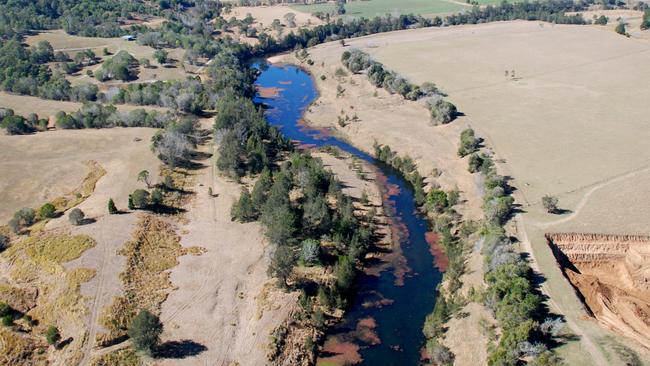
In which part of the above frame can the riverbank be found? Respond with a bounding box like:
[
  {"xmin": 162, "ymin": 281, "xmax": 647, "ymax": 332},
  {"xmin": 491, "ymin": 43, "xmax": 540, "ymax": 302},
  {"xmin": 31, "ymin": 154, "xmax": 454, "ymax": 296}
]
[{"xmin": 268, "ymin": 52, "xmax": 492, "ymax": 364}]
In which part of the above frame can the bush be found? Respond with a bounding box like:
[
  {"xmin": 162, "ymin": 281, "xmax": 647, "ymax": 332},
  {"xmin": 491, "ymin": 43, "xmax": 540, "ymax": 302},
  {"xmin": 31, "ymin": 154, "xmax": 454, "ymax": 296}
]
[
  {"xmin": 68, "ymin": 208, "xmax": 85, "ymax": 225},
  {"xmin": 108, "ymin": 198, "xmax": 118, "ymax": 214},
  {"xmin": 300, "ymin": 239, "xmax": 320, "ymax": 265},
  {"xmin": 38, "ymin": 203, "xmax": 56, "ymax": 219},
  {"xmin": 541, "ymin": 195, "xmax": 558, "ymax": 214},
  {"xmin": 9, "ymin": 208, "xmax": 36, "ymax": 233},
  {"xmin": 45, "ymin": 325, "xmax": 60, "ymax": 345},
  {"xmin": 1, "ymin": 315, "xmax": 13, "ymax": 326},
  {"xmin": 231, "ymin": 188, "xmax": 256, "ymax": 222},
  {"xmin": 428, "ymin": 98, "xmax": 457, "ymax": 125},
  {"xmin": 0, "ymin": 234, "xmax": 8, "ymax": 251},
  {"xmin": 0, "ymin": 302, "xmax": 11, "ymax": 317},
  {"xmin": 128, "ymin": 309, "xmax": 163, "ymax": 355},
  {"xmin": 615, "ymin": 22, "xmax": 627, "ymax": 36},
  {"xmin": 131, "ymin": 189, "xmax": 150, "ymax": 209},
  {"xmin": 458, "ymin": 128, "xmax": 479, "ymax": 157}
]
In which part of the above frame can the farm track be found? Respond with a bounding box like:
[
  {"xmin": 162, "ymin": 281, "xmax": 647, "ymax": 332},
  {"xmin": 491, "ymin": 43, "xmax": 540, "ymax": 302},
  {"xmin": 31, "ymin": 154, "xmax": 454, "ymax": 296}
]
[{"xmin": 79, "ymin": 217, "xmax": 113, "ymax": 366}]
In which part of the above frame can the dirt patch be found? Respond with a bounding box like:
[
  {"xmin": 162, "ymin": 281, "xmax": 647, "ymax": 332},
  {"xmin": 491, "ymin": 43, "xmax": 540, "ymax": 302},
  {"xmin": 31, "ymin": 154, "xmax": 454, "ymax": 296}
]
[{"xmin": 548, "ymin": 233, "xmax": 650, "ymax": 349}]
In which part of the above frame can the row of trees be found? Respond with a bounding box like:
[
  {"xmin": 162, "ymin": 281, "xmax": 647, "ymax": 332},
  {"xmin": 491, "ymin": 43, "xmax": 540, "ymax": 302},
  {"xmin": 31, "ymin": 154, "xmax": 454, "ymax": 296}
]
[
  {"xmin": 53, "ymin": 103, "xmax": 174, "ymax": 130},
  {"xmin": 464, "ymin": 134, "xmax": 562, "ymax": 365}
]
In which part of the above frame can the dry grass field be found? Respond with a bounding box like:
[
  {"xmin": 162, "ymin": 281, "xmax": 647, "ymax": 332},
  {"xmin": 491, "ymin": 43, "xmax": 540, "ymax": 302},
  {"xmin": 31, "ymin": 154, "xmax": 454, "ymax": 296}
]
[
  {"xmin": 229, "ymin": 5, "xmax": 323, "ymax": 28},
  {"xmin": 283, "ymin": 19, "xmax": 650, "ymax": 364},
  {"xmin": 0, "ymin": 127, "xmax": 160, "ymax": 223},
  {"xmin": 25, "ymin": 30, "xmax": 193, "ymax": 85}
]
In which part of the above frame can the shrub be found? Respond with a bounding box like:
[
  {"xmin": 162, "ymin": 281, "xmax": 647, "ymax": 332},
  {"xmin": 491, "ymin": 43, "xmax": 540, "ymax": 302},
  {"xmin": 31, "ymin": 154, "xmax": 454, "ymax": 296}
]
[
  {"xmin": 615, "ymin": 22, "xmax": 627, "ymax": 36},
  {"xmin": 0, "ymin": 302, "xmax": 11, "ymax": 317},
  {"xmin": 541, "ymin": 195, "xmax": 558, "ymax": 214},
  {"xmin": 0, "ymin": 234, "xmax": 8, "ymax": 251},
  {"xmin": 1, "ymin": 315, "xmax": 13, "ymax": 326},
  {"xmin": 231, "ymin": 188, "xmax": 256, "ymax": 222},
  {"xmin": 45, "ymin": 325, "xmax": 60, "ymax": 345},
  {"xmin": 128, "ymin": 309, "xmax": 163, "ymax": 355},
  {"xmin": 68, "ymin": 208, "xmax": 85, "ymax": 225},
  {"xmin": 108, "ymin": 198, "xmax": 118, "ymax": 214},
  {"xmin": 38, "ymin": 203, "xmax": 56, "ymax": 219}
]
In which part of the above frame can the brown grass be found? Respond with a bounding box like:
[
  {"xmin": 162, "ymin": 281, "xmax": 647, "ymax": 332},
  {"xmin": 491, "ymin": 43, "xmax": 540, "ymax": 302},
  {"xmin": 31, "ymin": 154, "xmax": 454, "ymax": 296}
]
[
  {"xmin": 0, "ymin": 328, "xmax": 48, "ymax": 366},
  {"xmin": 50, "ymin": 160, "xmax": 106, "ymax": 212},
  {"xmin": 90, "ymin": 347, "xmax": 140, "ymax": 366}
]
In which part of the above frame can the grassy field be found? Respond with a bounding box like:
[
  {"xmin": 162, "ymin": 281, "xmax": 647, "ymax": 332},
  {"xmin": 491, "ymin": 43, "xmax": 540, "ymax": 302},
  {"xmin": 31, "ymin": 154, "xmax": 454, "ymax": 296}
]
[
  {"xmin": 290, "ymin": 0, "xmax": 473, "ymax": 18},
  {"xmin": 0, "ymin": 127, "xmax": 160, "ymax": 222}
]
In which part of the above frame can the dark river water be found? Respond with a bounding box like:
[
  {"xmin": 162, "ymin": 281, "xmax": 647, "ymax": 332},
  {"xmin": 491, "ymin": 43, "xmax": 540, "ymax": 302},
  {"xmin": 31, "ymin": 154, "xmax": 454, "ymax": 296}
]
[{"xmin": 254, "ymin": 63, "xmax": 442, "ymax": 366}]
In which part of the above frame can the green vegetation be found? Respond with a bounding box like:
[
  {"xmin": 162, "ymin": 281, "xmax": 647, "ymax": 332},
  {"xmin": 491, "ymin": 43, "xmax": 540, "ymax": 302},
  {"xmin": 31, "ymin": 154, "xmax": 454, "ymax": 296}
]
[
  {"xmin": 127, "ymin": 309, "xmax": 163, "ymax": 356},
  {"xmin": 373, "ymin": 143, "xmax": 426, "ymax": 205},
  {"xmin": 458, "ymin": 128, "xmax": 480, "ymax": 157},
  {"xmin": 45, "ymin": 325, "xmax": 60, "ymax": 345},
  {"xmin": 38, "ymin": 203, "xmax": 56, "ymax": 219},
  {"xmin": 291, "ymin": 0, "xmax": 469, "ymax": 18},
  {"xmin": 8, "ymin": 208, "xmax": 35, "ymax": 234},
  {"xmin": 642, "ymin": 9, "xmax": 650, "ymax": 30},
  {"xmin": 464, "ymin": 137, "xmax": 562, "ymax": 365},
  {"xmin": 428, "ymin": 98, "xmax": 458, "ymax": 125},
  {"xmin": 108, "ymin": 198, "xmax": 118, "ymax": 214}
]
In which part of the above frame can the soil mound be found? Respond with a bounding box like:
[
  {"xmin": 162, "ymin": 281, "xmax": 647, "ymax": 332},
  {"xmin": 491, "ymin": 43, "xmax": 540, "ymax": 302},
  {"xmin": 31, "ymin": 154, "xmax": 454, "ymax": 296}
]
[{"xmin": 547, "ymin": 233, "xmax": 650, "ymax": 349}]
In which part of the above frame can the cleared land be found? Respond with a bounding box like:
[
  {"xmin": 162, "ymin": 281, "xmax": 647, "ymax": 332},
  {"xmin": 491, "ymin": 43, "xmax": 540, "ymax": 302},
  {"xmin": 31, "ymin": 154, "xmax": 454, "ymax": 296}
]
[
  {"xmin": 229, "ymin": 5, "xmax": 323, "ymax": 28},
  {"xmin": 0, "ymin": 127, "xmax": 160, "ymax": 222},
  {"xmin": 290, "ymin": 0, "xmax": 474, "ymax": 18},
  {"xmin": 292, "ymin": 20, "xmax": 650, "ymax": 363}
]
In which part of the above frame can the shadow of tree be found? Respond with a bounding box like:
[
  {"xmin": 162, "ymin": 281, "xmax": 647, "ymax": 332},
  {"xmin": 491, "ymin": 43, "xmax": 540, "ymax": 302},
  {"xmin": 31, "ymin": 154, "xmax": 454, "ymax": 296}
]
[{"xmin": 155, "ymin": 340, "xmax": 207, "ymax": 359}]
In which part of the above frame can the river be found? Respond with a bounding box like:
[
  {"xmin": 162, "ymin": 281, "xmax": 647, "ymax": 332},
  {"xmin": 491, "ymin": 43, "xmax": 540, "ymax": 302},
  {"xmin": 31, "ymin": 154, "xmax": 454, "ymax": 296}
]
[{"xmin": 254, "ymin": 62, "xmax": 442, "ymax": 365}]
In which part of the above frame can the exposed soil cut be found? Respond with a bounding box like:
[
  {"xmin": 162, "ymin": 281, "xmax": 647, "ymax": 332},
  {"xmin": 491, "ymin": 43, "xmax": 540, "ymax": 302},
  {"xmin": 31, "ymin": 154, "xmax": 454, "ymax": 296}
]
[{"xmin": 547, "ymin": 233, "xmax": 650, "ymax": 349}]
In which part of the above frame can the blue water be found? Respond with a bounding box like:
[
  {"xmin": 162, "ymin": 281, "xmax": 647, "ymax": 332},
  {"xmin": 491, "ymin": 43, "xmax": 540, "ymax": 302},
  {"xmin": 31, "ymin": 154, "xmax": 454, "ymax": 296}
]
[{"xmin": 254, "ymin": 63, "xmax": 442, "ymax": 365}]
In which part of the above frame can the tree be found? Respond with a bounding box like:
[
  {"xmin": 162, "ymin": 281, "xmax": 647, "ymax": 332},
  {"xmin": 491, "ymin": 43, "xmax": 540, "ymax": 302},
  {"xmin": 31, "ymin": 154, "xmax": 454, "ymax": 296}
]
[
  {"xmin": 128, "ymin": 195, "xmax": 135, "ymax": 210},
  {"xmin": 153, "ymin": 49, "xmax": 168, "ymax": 64},
  {"xmin": 68, "ymin": 208, "xmax": 85, "ymax": 225},
  {"xmin": 137, "ymin": 170, "xmax": 151, "ymax": 188},
  {"xmin": 231, "ymin": 188, "xmax": 256, "ymax": 222},
  {"xmin": 38, "ymin": 203, "xmax": 56, "ymax": 219},
  {"xmin": 428, "ymin": 98, "xmax": 457, "ymax": 125},
  {"xmin": 45, "ymin": 325, "xmax": 60, "ymax": 345},
  {"xmin": 541, "ymin": 195, "xmax": 558, "ymax": 214},
  {"xmin": 336, "ymin": 0, "xmax": 346, "ymax": 15},
  {"xmin": 268, "ymin": 245, "xmax": 295, "ymax": 288},
  {"xmin": 283, "ymin": 13, "xmax": 297, "ymax": 28},
  {"xmin": 128, "ymin": 309, "xmax": 163, "ymax": 355},
  {"xmin": 300, "ymin": 239, "xmax": 320, "ymax": 265},
  {"xmin": 0, "ymin": 234, "xmax": 8, "ymax": 251},
  {"xmin": 615, "ymin": 22, "xmax": 627, "ymax": 36},
  {"xmin": 108, "ymin": 198, "xmax": 118, "ymax": 214},
  {"xmin": 594, "ymin": 15, "xmax": 608, "ymax": 25},
  {"xmin": 132, "ymin": 189, "xmax": 150, "ymax": 209},
  {"xmin": 151, "ymin": 189, "xmax": 163, "ymax": 206}
]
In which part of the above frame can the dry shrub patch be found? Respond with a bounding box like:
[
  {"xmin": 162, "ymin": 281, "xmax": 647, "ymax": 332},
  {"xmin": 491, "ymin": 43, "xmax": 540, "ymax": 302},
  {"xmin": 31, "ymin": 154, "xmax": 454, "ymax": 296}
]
[
  {"xmin": 0, "ymin": 327, "xmax": 48, "ymax": 366},
  {"xmin": 99, "ymin": 214, "xmax": 201, "ymax": 343},
  {"xmin": 90, "ymin": 346, "xmax": 140, "ymax": 366}
]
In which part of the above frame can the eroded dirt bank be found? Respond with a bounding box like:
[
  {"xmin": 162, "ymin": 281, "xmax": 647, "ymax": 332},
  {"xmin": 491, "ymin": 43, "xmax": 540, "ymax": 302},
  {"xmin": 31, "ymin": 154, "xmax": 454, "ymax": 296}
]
[{"xmin": 548, "ymin": 233, "xmax": 650, "ymax": 349}]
